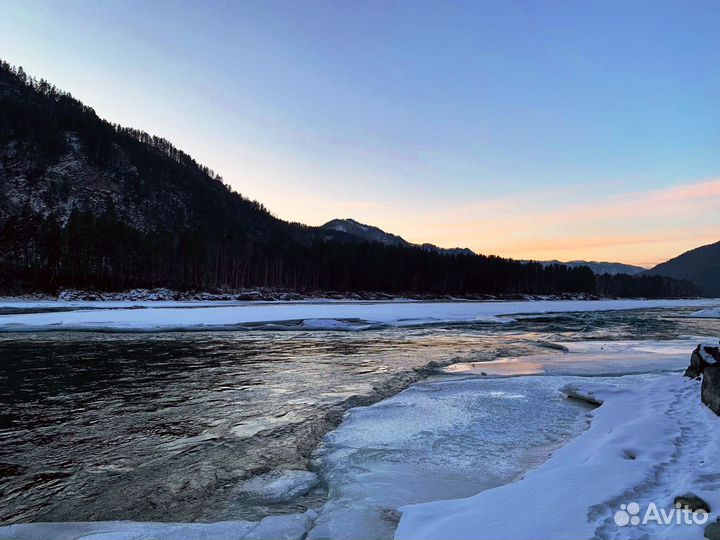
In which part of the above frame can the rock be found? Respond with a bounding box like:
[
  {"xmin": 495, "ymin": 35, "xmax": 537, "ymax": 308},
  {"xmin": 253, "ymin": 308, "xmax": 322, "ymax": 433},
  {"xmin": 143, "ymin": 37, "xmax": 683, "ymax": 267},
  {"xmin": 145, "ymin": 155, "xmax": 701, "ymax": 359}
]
[
  {"xmin": 541, "ymin": 342, "xmax": 570, "ymax": 352},
  {"xmin": 702, "ymin": 366, "xmax": 720, "ymax": 415},
  {"xmin": 561, "ymin": 384, "xmax": 604, "ymax": 406},
  {"xmin": 705, "ymin": 519, "xmax": 720, "ymax": 540},
  {"xmin": 687, "ymin": 345, "xmax": 709, "ymax": 378},
  {"xmin": 674, "ymin": 493, "xmax": 711, "ymax": 513},
  {"xmin": 380, "ymin": 508, "xmax": 402, "ymax": 524},
  {"xmin": 685, "ymin": 343, "xmax": 720, "ymax": 379}
]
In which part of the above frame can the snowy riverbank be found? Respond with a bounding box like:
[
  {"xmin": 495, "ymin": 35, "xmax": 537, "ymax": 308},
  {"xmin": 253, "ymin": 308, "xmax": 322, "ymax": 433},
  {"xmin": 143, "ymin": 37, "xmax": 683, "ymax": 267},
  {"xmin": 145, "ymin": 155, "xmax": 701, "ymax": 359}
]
[
  {"xmin": 0, "ymin": 298, "xmax": 718, "ymax": 332},
  {"xmin": 396, "ymin": 374, "xmax": 720, "ymax": 540},
  {"xmin": 4, "ymin": 338, "xmax": 720, "ymax": 539}
]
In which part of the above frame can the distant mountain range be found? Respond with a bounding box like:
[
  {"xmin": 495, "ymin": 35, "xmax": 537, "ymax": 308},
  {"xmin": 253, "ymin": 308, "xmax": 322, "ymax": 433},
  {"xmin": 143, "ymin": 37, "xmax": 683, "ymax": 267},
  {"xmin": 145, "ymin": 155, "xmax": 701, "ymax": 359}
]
[
  {"xmin": 322, "ymin": 219, "xmax": 476, "ymax": 256},
  {"xmin": 531, "ymin": 260, "xmax": 646, "ymax": 276},
  {"xmin": 644, "ymin": 241, "xmax": 720, "ymax": 296},
  {"xmin": 322, "ymin": 219, "xmax": 720, "ymax": 296},
  {"xmin": 322, "ymin": 221, "xmax": 647, "ymax": 276}
]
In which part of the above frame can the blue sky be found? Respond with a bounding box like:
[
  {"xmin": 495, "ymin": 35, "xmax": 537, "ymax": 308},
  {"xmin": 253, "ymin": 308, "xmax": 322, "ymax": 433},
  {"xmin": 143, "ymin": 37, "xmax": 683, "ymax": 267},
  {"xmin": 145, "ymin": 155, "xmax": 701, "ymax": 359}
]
[{"xmin": 2, "ymin": 0, "xmax": 719, "ymax": 265}]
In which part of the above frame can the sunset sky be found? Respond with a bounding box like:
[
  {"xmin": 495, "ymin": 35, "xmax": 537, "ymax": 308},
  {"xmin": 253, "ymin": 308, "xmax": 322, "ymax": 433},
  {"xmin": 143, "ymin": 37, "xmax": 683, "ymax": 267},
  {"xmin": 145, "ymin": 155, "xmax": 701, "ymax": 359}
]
[{"xmin": 2, "ymin": 0, "xmax": 719, "ymax": 267}]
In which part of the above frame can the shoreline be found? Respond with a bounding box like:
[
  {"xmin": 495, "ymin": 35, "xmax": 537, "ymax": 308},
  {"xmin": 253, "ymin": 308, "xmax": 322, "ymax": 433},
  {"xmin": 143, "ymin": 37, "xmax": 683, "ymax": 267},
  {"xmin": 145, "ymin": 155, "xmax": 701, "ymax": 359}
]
[
  {"xmin": 3, "ymin": 345, "xmax": 708, "ymax": 540},
  {"xmin": 0, "ymin": 288, "xmax": 600, "ymax": 303},
  {"xmin": 0, "ymin": 286, "xmax": 713, "ymax": 304},
  {"xmin": 0, "ymin": 331, "xmax": 481, "ymax": 530},
  {"xmin": 0, "ymin": 373, "xmax": 704, "ymax": 540},
  {"xmin": 0, "ymin": 349, "xmax": 588, "ymax": 540},
  {"xmin": 396, "ymin": 373, "xmax": 720, "ymax": 540}
]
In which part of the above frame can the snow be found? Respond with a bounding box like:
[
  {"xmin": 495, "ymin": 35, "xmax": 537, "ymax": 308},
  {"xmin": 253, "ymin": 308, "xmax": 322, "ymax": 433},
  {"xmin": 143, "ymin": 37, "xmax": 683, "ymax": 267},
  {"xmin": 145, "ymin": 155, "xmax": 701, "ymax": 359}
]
[
  {"xmin": 395, "ymin": 374, "xmax": 720, "ymax": 540},
  {"xmin": 0, "ymin": 511, "xmax": 318, "ymax": 540},
  {"xmin": 5, "ymin": 339, "xmax": 699, "ymax": 540},
  {"xmin": 0, "ymin": 298, "xmax": 718, "ymax": 332},
  {"xmin": 696, "ymin": 341, "xmax": 720, "ymax": 364}
]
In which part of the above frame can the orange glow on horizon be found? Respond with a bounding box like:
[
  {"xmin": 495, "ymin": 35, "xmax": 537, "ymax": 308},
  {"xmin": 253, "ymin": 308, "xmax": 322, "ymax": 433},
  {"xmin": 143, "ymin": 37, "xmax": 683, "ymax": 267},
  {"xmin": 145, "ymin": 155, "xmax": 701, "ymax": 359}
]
[{"xmin": 259, "ymin": 178, "xmax": 720, "ymax": 268}]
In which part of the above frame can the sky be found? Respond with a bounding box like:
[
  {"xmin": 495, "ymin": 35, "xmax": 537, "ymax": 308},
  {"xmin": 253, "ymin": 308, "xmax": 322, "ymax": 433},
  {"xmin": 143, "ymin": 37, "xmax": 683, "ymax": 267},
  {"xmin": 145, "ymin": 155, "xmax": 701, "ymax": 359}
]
[{"xmin": 1, "ymin": 0, "xmax": 719, "ymax": 267}]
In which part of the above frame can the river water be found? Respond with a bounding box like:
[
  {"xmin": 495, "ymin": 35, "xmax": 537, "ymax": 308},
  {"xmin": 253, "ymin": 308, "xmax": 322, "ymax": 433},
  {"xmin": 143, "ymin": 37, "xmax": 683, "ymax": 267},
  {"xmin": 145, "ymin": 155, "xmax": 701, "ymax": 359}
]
[{"xmin": 0, "ymin": 305, "xmax": 717, "ymax": 526}]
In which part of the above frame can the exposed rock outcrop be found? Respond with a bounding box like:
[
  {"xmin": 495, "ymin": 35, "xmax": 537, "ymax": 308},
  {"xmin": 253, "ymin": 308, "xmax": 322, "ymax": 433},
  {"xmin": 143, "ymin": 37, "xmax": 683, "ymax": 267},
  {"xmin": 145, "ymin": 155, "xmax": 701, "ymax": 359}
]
[
  {"xmin": 685, "ymin": 344, "xmax": 720, "ymax": 379},
  {"xmin": 705, "ymin": 519, "xmax": 720, "ymax": 540},
  {"xmin": 684, "ymin": 343, "xmax": 720, "ymax": 415},
  {"xmin": 702, "ymin": 366, "xmax": 720, "ymax": 415}
]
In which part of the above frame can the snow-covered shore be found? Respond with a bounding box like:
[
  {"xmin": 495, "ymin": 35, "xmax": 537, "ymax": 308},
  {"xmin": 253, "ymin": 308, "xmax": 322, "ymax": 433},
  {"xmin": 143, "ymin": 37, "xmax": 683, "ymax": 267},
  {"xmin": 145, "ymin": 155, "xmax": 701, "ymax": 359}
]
[
  {"xmin": 0, "ymin": 298, "xmax": 718, "ymax": 332},
  {"xmin": 396, "ymin": 374, "xmax": 720, "ymax": 540}
]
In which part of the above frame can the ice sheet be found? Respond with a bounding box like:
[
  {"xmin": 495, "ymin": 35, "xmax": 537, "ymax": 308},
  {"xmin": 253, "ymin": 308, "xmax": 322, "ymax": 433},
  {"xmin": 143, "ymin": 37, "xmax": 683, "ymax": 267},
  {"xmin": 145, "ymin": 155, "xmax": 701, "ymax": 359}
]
[
  {"xmin": 1, "ymin": 299, "xmax": 717, "ymax": 332},
  {"xmin": 307, "ymin": 374, "xmax": 604, "ymax": 539}
]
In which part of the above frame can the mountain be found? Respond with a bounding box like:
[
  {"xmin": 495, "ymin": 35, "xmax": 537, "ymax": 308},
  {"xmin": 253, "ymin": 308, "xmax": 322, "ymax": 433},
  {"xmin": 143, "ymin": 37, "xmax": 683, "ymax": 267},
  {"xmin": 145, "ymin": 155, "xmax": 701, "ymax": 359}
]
[
  {"xmin": 0, "ymin": 67, "xmax": 364, "ymax": 248},
  {"xmin": 322, "ymin": 218, "xmax": 410, "ymax": 248},
  {"xmin": 322, "ymin": 218, "xmax": 475, "ymax": 256},
  {"xmin": 532, "ymin": 260, "xmax": 646, "ymax": 276},
  {"xmin": 0, "ymin": 60, "xmax": 697, "ymax": 298},
  {"xmin": 644, "ymin": 241, "xmax": 720, "ymax": 296},
  {"xmin": 322, "ymin": 222, "xmax": 640, "ymax": 273}
]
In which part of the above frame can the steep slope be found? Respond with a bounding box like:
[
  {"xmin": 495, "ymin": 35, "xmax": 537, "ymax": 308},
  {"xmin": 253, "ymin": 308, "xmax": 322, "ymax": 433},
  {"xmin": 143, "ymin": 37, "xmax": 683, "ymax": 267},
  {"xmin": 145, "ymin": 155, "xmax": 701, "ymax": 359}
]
[
  {"xmin": 0, "ymin": 61, "xmax": 356, "ymax": 291},
  {"xmin": 0, "ymin": 64, "xmax": 345, "ymax": 246},
  {"xmin": 322, "ymin": 218, "xmax": 475, "ymax": 256},
  {"xmin": 645, "ymin": 241, "xmax": 720, "ymax": 295}
]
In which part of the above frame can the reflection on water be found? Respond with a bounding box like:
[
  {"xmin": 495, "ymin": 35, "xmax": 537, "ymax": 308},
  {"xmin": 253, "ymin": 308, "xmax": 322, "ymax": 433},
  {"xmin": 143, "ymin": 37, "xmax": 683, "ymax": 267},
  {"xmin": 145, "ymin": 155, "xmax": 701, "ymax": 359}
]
[{"xmin": 0, "ymin": 307, "xmax": 716, "ymax": 524}]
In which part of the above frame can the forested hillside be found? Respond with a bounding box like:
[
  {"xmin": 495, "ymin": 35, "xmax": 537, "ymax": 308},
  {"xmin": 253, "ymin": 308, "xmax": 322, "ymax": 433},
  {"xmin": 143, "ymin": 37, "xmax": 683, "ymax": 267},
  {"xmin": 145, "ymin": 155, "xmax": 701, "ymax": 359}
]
[
  {"xmin": 0, "ymin": 61, "xmax": 698, "ymax": 298},
  {"xmin": 644, "ymin": 241, "xmax": 720, "ymax": 296}
]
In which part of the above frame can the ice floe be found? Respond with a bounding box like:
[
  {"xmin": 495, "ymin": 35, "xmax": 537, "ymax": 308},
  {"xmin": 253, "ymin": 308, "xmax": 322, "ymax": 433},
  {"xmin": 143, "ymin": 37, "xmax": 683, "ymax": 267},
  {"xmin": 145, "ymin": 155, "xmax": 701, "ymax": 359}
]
[{"xmin": 232, "ymin": 470, "xmax": 319, "ymax": 504}]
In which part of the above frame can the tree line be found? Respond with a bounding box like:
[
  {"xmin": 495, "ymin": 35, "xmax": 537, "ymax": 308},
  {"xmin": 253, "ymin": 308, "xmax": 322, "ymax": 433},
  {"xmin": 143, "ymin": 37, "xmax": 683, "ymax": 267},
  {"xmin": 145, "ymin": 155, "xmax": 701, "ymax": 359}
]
[{"xmin": 0, "ymin": 205, "xmax": 699, "ymax": 297}]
